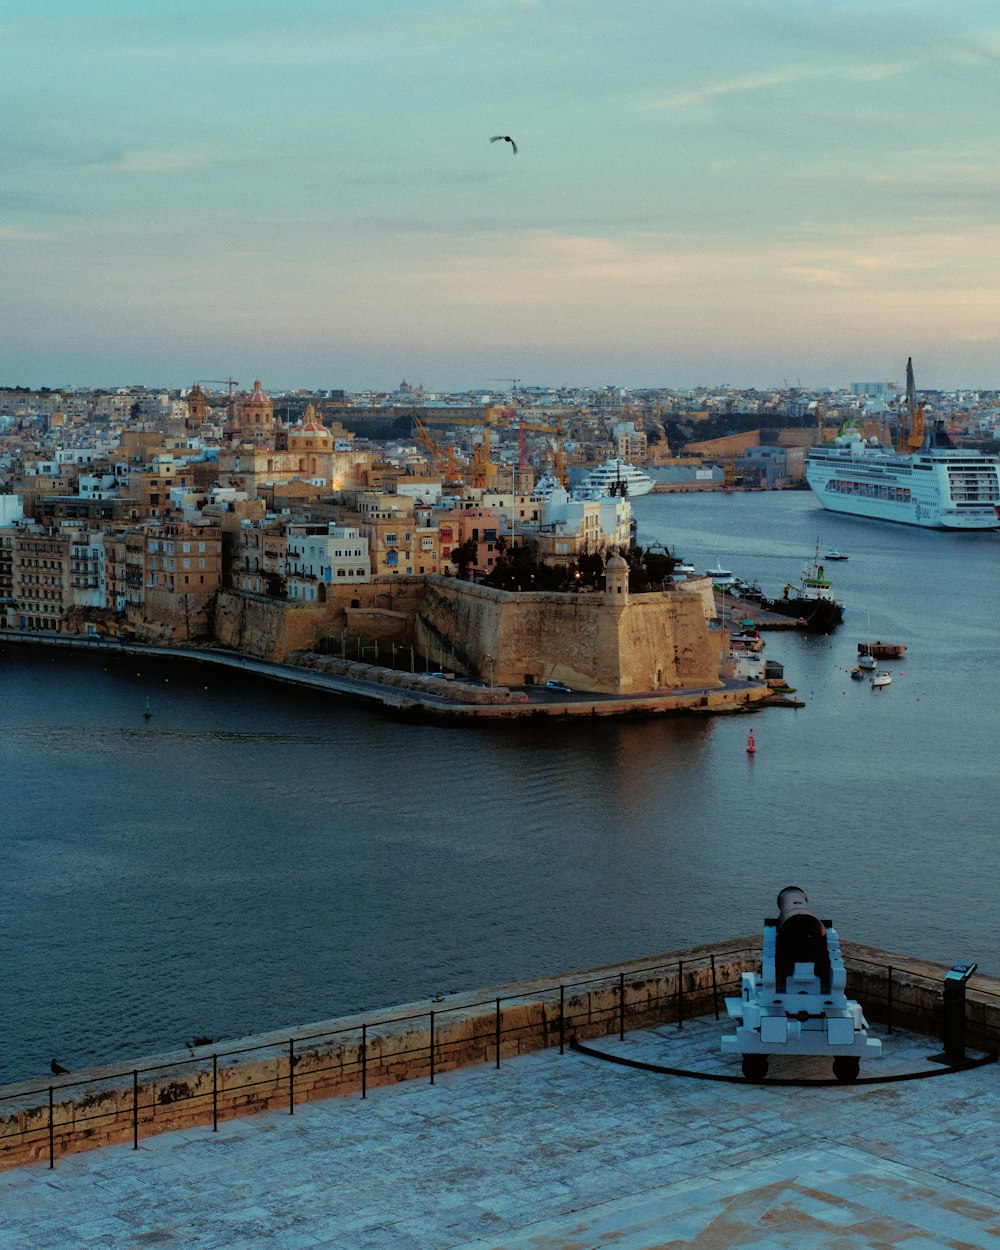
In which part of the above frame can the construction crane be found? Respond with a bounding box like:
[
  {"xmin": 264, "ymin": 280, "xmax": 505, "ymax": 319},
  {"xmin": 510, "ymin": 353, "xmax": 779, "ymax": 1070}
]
[
  {"xmin": 196, "ymin": 378, "xmax": 240, "ymax": 421},
  {"xmin": 413, "ymin": 416, "xmax": 464, "ymax": 483},
  {"xmin": 414, "ymin": 408, "xmax": 498, "ymax": 488},
  {"xmin": 897, "ymin": 357, "xmax": 925, "ymax": 453},
  {"xmin": 517, "ymin": 416, "xmax": 568, "ymax": 487}
]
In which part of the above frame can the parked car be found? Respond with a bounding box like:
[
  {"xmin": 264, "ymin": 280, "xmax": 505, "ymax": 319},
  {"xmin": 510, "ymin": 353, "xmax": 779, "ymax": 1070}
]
[
  {"xmin": 545, "ymin": 679, "xmax": 572, "ymax": 693},
  {"xmin": 429, "ymin": 671, "xmax": 448, "ymax": 679}
]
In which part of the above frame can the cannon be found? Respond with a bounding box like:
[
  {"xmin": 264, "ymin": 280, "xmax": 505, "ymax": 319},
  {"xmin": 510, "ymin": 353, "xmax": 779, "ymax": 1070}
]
[{"xmin": 721, "ymin": 886, "xmax": 882, "ymax": 1082}]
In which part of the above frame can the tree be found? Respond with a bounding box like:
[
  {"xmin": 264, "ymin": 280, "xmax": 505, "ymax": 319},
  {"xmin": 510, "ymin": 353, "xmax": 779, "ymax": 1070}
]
[
  {"xmin": 448, "ymin": 537, "xmax": 478, "ymax": 580},
  {"xmin": 575, "ymin": 551, "xmax": 604, "ymax": 589}
]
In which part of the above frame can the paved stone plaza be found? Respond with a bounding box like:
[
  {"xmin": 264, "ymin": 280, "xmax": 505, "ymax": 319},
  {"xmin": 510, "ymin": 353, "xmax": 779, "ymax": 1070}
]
[{"xmin": 1, "ymin": 1017, "xmax": 998, "ymax": 1249}]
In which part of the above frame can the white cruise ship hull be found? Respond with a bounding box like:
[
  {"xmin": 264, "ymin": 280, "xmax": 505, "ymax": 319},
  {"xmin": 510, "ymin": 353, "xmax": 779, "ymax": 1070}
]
[{"xmin": 806, "ymin": 446, "xmax": 1000, "ymax": 531}]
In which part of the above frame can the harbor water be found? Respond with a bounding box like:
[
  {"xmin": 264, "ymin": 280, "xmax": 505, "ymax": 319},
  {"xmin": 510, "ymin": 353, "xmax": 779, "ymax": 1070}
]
[{"xmin": 0, "ymin": 489, "xmax": 997, "ymax": 1085}]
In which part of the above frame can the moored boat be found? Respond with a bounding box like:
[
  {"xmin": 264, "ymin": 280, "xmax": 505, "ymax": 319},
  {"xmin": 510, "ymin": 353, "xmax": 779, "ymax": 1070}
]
[
  {"xmin": 858, "ymin": 641, "xmax": 906, "ymax": 659},
  {"xmin": 769, "ymin": 544, "xmax": 844, "ymax": 634},
  {"xmin": 871, "ymin": 671, "xmax": 892, "ymax": 689},
  {"xmin": 805, "ymin": 359, "xmax": 1000, "ymax": 530},
  {"xmin": 704, "ymin": 559, "xmax": 737, "ymax": 589},
  {"xmin": 574, "ymin": 458, "xmax": 654, "ymax": 499}
]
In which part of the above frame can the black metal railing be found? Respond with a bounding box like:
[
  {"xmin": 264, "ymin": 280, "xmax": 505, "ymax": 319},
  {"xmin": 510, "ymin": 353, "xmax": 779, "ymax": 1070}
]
[
  {"xmin": 2, "ymin": 945, "xmax": 996, "ymax": 1171},
  {"xmin": 0, "ymin": 945, "xmax": 762, "ymax": 1170}
]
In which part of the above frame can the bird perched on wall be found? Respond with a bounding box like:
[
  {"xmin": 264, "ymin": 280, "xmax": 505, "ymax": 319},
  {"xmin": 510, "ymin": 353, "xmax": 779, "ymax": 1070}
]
[
  {"xmin": 51, "ymin": 1058, "xmax": 70, "ymax": 1075},
  {"xmin": 490, "ymin": 135, "xmax": 517, "ymax": 154}
]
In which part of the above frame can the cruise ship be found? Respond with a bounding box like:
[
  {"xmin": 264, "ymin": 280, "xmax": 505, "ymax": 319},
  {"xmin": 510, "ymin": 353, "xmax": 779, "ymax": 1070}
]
[
  {"xmin": 574, "ymin": 458, "xmax": 655, "ymax": 499},
  {"xmin": 805, "ymin": 362, "xmax": 1000, "ymax": 530}
]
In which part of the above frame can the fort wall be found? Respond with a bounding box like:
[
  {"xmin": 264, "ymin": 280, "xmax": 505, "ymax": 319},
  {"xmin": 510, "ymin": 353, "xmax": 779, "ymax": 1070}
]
[{"xmin": 214, "ymin": 575, "xmax": 723, "ymax": 695}]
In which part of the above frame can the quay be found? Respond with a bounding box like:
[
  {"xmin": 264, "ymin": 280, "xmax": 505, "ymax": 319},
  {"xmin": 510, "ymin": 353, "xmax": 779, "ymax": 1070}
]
[
  {"xmin": 2, "ymin": 940, "xmax": 998, "ymax": 1247},
  {"xmin": 0, "ymin": 630, "xmax": 784, "ymax": 719}
]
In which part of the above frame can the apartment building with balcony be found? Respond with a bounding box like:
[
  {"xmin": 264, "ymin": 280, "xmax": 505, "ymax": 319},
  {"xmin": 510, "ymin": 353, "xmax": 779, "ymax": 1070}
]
[{"xmin": 286, "ymin": 524, "xmax": 371, "ymax": 602}]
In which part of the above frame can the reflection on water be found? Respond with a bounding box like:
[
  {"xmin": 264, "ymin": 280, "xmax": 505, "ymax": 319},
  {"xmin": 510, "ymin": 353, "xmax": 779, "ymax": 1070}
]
[{"xmin": 0, "ymin": 491, "xmax": 997, "ymax": 1083}]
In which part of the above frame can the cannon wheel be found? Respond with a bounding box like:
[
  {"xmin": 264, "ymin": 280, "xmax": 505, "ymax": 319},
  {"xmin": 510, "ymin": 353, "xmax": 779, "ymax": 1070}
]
[
  {"xmin": 832, "ymin": 1056, "xmax": 860, "ymax": 1083},
  {"xmin": 741, "ymin": 1054, "xmax": 768, "ymax": 1082}
]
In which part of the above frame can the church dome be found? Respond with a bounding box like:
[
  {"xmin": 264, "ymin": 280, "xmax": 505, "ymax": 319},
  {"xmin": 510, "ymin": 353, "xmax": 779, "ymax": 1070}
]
[{"xmin": 289, "ymin": 404, "xmax": 332, "ymax": 445}]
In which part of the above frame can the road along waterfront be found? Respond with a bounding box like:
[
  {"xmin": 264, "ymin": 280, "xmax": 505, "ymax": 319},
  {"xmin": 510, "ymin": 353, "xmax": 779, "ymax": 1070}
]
[{"xmin": 1, "ymin": 489, "xmax": 997, "ymax": 1085}]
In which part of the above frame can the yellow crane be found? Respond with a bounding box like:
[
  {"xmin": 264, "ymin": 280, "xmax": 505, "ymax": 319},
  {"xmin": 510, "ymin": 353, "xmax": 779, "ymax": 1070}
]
[
  {"xmin": 897, "ymin": 357, "xmax": 925, "ymax": 453},
  {"xmin": 415, "ymin": 408, "xmax": 498, "ymax": 488},
  {"xmin": 518, "ymin": 416, "xmax": 568, "ymax": 488},
  {"xmin": 412, "ymin": 416, "xmax": 464, "ymax": 483}
]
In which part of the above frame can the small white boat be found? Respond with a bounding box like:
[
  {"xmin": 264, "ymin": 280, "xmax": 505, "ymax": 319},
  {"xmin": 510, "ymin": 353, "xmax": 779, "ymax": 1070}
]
[
  {"xmin": 858, "ymin": 653, "xmax": 876, "ymax": 670},
  {"xmin": 704, "ymin": 559, "xmax": 736, "ymax": 588},
  {"xmin": 824, "ymin": 550, "xmax": 849, "ymax": 561},
  {"xmin": 871, "ymin": 671, "xmax": 892, "ymax": 688},
  {"xmin": 674, "ymin": 560, "xmax": 696, "ymax": 576}
]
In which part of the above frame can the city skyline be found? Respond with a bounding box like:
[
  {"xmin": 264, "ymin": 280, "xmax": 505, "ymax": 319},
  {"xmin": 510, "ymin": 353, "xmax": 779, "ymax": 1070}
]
[{"xmin": 5, "ymin": 0, "xmax": 1000, "ymax": 391}]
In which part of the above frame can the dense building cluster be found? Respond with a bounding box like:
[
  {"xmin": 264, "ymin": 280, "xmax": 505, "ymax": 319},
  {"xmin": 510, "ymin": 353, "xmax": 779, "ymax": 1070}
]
[{"xmin": 2, "ymin": 375, "xmax": 997, "ymax": 644}]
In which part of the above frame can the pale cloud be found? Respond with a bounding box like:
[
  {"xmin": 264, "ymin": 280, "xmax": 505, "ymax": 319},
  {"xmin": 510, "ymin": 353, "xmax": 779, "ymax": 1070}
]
[
  {"xmin": 88, "ymin": 149, "xmax": 223, "ymax": 174},
  {"xmin": 0, "ymin": 226, "xmax": 49, "ymax": 241},
  {"xmin": 648, "ymin": 69, "xmax": 820, "ymax": 110},
  {"xmin": 781, "ymin": 267, "xmax": 854, "ymax": 288}
]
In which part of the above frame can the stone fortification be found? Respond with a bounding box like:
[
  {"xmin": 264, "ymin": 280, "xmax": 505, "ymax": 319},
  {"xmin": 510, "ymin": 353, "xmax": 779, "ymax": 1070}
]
[{"xmin": 215, "ymin": 574, "xmax": 722, "ymax": 695}]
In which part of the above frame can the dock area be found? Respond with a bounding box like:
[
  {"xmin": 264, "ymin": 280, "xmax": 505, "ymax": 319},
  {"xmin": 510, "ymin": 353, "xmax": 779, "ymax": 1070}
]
[{"xmin": 713, "ymin": 591, "xmax": 804, "ymax": 629}]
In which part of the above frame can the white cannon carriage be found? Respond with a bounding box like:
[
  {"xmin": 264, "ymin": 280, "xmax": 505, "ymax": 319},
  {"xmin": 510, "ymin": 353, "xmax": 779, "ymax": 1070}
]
[{"xmin": 721, "ymin": 886, "xmax": 882, "ymax": 1082}]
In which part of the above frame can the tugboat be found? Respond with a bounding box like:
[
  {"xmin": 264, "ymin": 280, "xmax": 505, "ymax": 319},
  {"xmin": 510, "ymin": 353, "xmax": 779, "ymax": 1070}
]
[{"xmin": 769, "ymin": 543, "xmax": 845, "ymax": 633}]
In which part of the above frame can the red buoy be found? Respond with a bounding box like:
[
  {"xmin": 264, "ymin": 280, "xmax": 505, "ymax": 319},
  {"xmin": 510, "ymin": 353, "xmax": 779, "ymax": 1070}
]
[{"xmin": 747, "ymin": 730, "xmax": 756, "ymax": 755}]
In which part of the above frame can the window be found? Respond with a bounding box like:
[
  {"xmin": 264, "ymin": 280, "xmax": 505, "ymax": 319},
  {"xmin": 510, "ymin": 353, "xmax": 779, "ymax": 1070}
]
[{"xmin": 386, "ymin": 533, "xmax": 398, "ymax": 544}]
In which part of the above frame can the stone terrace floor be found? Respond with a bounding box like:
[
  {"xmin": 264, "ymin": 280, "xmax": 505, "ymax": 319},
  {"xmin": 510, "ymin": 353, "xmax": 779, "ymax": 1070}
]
[{"xmin": 2, "ymin": 1016, "xmax": 999, "ymax": 1249}]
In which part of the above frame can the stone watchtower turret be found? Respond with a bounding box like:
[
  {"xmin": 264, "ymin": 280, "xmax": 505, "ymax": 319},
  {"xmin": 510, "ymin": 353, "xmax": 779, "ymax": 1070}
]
[{"xmin": 605, "ymin": 553, "xmax": 630, "ymax": 613}]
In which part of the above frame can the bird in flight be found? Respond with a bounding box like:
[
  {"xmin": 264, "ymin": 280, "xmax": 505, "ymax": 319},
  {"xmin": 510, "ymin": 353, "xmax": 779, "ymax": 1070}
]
[{"xmin": 490, "ymin": 135, "xmax": 517, "ymax": 154}]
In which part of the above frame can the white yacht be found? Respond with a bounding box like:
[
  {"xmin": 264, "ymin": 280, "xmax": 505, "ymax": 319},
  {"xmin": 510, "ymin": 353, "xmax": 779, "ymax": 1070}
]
[{"xmin": 574, "ymin": 458, "xmax": 654, "ymax": 499}]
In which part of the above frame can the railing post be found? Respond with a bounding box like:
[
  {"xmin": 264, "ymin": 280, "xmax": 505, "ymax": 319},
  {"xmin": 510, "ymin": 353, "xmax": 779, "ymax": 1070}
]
[
  {"xmin": 559, "ymin": 985, "xmax": 565, "ymax": 1054},
  {"xmin": 429, "ymin": 1011, "xmax": 435, "ymax": 1084},
  {"xmin": 289, "ymin": 1040, "xmax": 295, "ymax": 1115},
  {"xmin": 495, "ymin": 998, "xmax": 501, "ymax": 1069},
  {"xmin": 887, "ymin": 965, "xmax": 894, "ymax": 1034},
  {"xmin": 48, "ymin": 1086, "xmax": 54, "ymax": 1170},
  {"xmin": 677, "ymin": 961, "xmax": 684, "ymax": 1029},
  {"xmin": 212, "ymin": 1055, "xmax": 218, "ymax": 1131},
  {"xmin": 132, "ymin": 1070, "xmax": 139, "ymax": 1149},
  {"xmin": 361, "ymin": 1024, "xmax": 367, "ymax": 1099},
  {"xmin": 711, "ymin": 954, "xmax": 719, "ymax": 1020},
  {"xmin": 619, "ymin": 972, "xmax": 625, "ymax": 1041}
]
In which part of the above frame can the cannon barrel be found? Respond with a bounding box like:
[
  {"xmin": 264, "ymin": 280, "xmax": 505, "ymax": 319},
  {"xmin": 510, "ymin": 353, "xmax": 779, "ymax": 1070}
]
[{"xmin": 774, "ymin": 885, "xmax": 830, "ymax": 991}]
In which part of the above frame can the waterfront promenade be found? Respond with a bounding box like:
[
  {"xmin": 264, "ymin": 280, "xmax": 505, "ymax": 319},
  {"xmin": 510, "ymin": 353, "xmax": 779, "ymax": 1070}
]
[
  {"xmin": 0, "ymin": 630, "xmax": 774, "ymax": 719},
  {"xmin": 2, "ymin": 1016, "xmax": 998, "ymax": 1248}
]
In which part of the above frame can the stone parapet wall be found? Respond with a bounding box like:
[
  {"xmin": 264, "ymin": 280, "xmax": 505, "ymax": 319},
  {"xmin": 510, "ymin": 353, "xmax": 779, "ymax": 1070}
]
[{"xmin": 4, "ymin": 942, "xmax": 994, "ymax": 1171}]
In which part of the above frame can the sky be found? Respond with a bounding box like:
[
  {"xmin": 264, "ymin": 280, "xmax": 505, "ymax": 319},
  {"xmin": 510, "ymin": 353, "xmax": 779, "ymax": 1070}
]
[{"xmin": 4, "ymin": 0, "xmax": 1000, "ymax": 393}]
